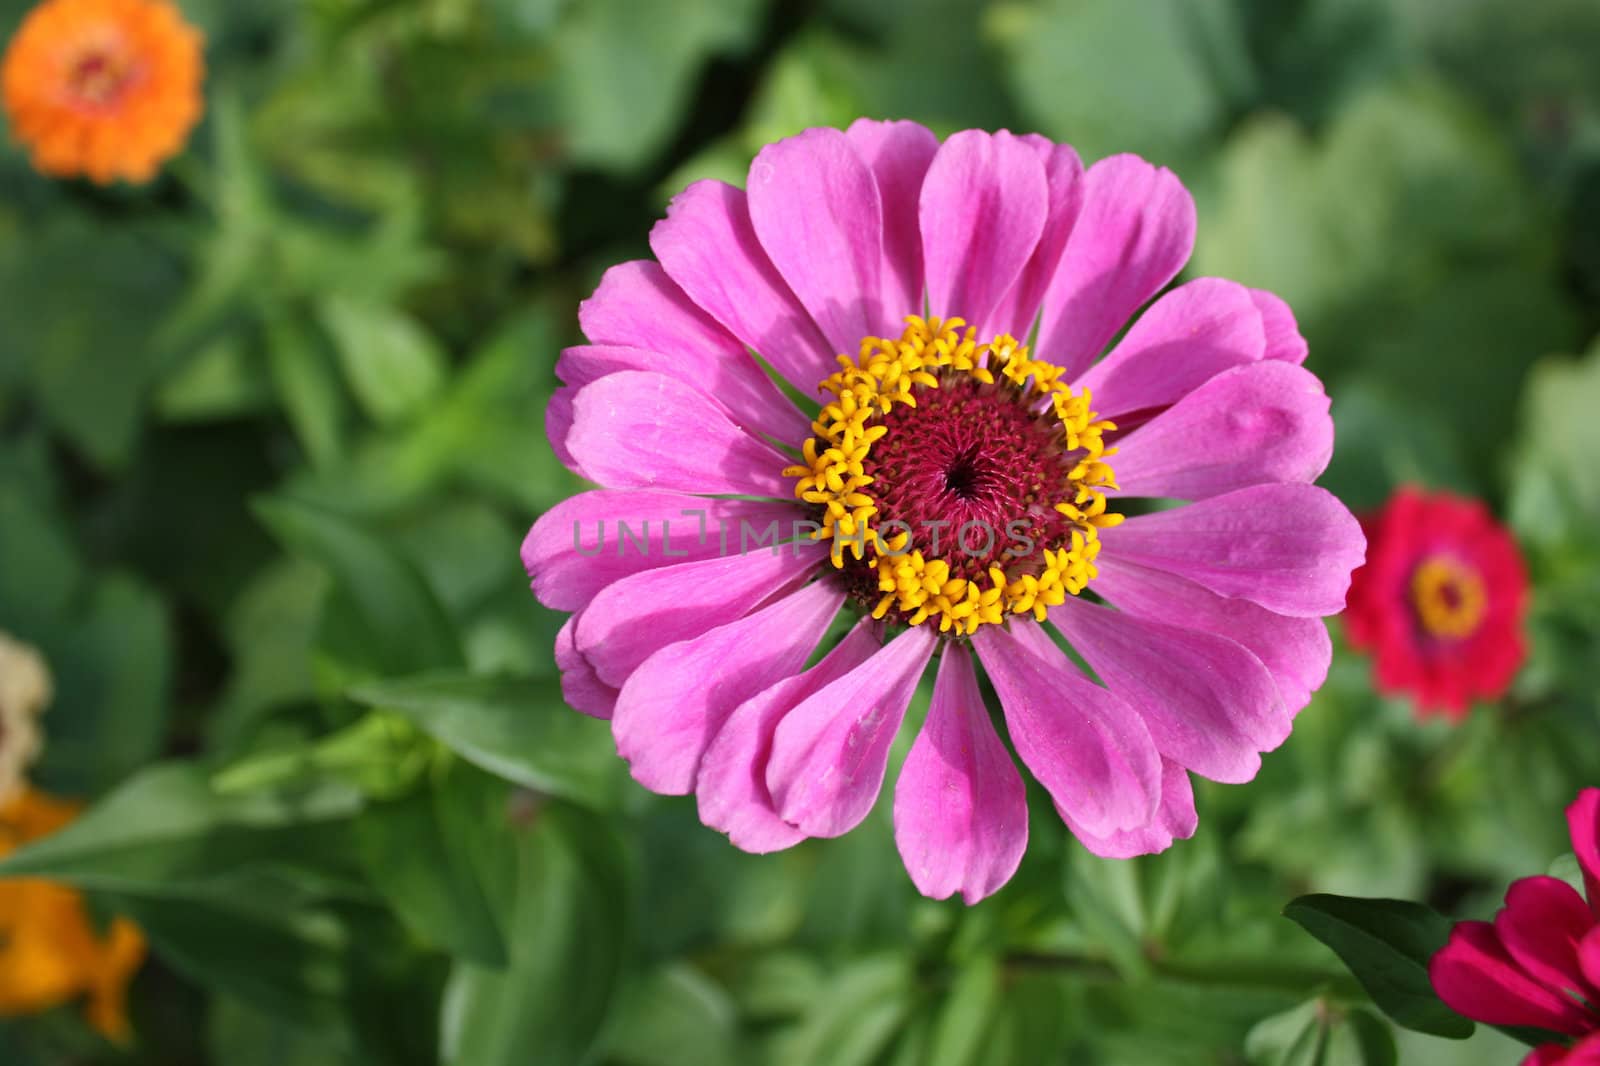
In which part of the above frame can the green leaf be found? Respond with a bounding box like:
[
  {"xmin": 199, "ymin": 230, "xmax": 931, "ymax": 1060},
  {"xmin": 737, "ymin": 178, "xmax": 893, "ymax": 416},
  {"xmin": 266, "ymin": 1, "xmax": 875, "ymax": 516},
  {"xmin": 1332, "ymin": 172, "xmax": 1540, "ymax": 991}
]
[
  {"xmin": 254, "ymin": 496, "xmax": 464, "ymax": 677},
  {"xmin": 1246, "ymin": 1001, "xmax": 1400, "ymax": 1066},
  {"xmin": 600, "ymin": 965, "xmax": 740, "ymax": 1066},
  {"xmin": 112, "ymin": 890, "xmax": 354, "ymax": 1026},
  {"xmin": 1251, "ymin": 0, "xmax": 1407, "ymax": 126},
  {"xmin": 1514, "ymin": 339, "xmax": 1600, "ymax": 539},
  {"xmin": 1283, "ymin": 895, "xmax": 1474, "ymax": 1039},
  {"xmin": 159, "ymin": 88, "xmax": 272, "ymax": 355},
  {"xmin": 1245, "ymin": 1000, "xmax": 1326, "ymax": 1066},
  {"xmin": 157, "ymin": 334, "xmax": 275, "ymax": 422},
  {"xmin": 1063, "ymin": 846, "xmax": 1152, "ymax": 980},
  {"xmin": 279, "ymin": 307, "xmax": 580, "ymax": 517},
  {"xmin": 554, "ymin": 0, "xmax": 765, "ymax": 172},
  {"xmin": 990, "ymin": 0, "xmax": 1250, "ymax": 164},
  {"xmin": 771, "ymin": 956, "xmax": 914, "ymax": 1066},
  {"xmin": 317, "ymin": 296, "xmax": 447, "ymax": 427},
  {"xmin": 1194, "ymin": 79, "xmax": 1546, "ymax": 332},
  {"xmin": 208, "ymin": 997, "xmax": 354, "ymax": 1066},
  {"xmin": 1549, "ymin": 853, "xmax": 1584, "ymax": 895},
  {"xmin": 427, "ymin": 307, "xmax": 580, "ymax": 514},
  {"xmin": 1327, "ymin": 1009, "xmax": 1399, "ymax": 1066},
  {"xmin": 926, "ymin": 956, "xmax": 1002, "ymax": 1066},
  {"xmin": 0, "ymin": 220, "xmax": 183, "ymax": 469},
  {"xmin": 210, "ymin": 559, "xmax": 326, "ymax": 750},
  {"xmin": 439, "ymin": 804, "xmax": 629, "ymax": 1066},
  {"xmin": 811, "ymin": 0, "xmax": 1014, "ymax": 132},
  {"xmin": 1344, "ymin": 265, "xmax": 1578, "ymax": 472},
  {"xmin": 1192, "ymin": 114, "xmax": 1332, "ymax": 316},
  {"xmin": 356, "ymin": 763, "xmax": 511, "ymax": 967},
  {"xmin": 0, "ymin": 479, "xmax": 81, "ymax": 630},
  {"xmin": 1319, "ymin": 378, "xmax": 1479, "ymax": 513},
  {"xmin": 264, "ymin": 308, "xmax": 348, "ymax": 469},
  {"xmin": 0, "ymin": 762, "xmax": 360, "ymax": 894},
  {"xmin": 347, "ymin": 672, "xmax": 621, "ymax": 810},
  {"xmin": 212, "ymin": 712, "xmax": 430, "ymax": 800},
  {"xmin": 34, "ymin": 574, "xmax": 173, "ymax": 795}
]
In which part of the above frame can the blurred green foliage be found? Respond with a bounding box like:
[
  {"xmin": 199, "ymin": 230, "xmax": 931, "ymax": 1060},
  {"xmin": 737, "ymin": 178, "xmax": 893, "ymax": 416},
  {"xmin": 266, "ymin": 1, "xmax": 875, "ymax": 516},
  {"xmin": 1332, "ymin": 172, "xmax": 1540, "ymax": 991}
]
[{"xmin": 1, "ymin": 0, "xmax": 1599, "ymax": 1063}]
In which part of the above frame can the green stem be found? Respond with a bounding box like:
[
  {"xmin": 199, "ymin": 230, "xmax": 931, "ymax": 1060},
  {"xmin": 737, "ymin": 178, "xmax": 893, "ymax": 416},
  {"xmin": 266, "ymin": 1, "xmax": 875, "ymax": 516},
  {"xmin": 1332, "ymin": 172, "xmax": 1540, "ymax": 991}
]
[{"xmin": 1003, "ymin": 949, "xmax": 1363, "ymax": 998}]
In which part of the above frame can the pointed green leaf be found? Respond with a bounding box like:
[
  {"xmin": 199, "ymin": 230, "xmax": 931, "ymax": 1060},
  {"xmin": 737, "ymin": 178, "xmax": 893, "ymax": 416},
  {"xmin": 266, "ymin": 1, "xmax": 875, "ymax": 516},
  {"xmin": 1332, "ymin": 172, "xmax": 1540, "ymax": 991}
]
[
  {"xmin": 347, "ymin": 672, "xmax": 620, "ymax": 809},
  {"xmin": 1284, "ymin": 895, "xmax": 1473, "ymax": 1039},
  {"xmin": 439, "ymin": 804, "xmax": 629, "ymax": 1066},
  {"xmin": 356, "ymin": 765, "xmax": 510, "ymax": 967},
  {"xmin": 254, "ymin": 496, "xmax": 463, "ymax": 677}
]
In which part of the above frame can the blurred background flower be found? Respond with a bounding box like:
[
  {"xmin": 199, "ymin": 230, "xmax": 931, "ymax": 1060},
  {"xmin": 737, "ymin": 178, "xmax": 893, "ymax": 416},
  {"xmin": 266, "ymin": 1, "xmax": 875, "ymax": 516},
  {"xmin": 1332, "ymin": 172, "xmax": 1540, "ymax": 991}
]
[
  {"xmin": 0, "ymin": 0, "xmax": 1597, "ymax": 1064},
  {"xmin": 0, "ymin": 635, "xmax": 145, "ymax": 1045},
  {"xmin": 0, "ymin": 632, "xmax": 51, "ymax": 803},
  {"xmin": 1344, "ymin": 486, "xmax": 1530, "ymax": 716},
  {"xmin": 1, "ymin": 0, "xmax": 203, "ymax": 183}
]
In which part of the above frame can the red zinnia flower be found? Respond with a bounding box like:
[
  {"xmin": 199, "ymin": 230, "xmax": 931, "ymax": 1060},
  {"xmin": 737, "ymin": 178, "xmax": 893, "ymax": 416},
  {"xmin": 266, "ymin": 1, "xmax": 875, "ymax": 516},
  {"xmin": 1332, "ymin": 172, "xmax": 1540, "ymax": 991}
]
[
  {"xmin": 1431, "ymin": 789, "xmax": 1600, "ymax": 1065},
  {"xmin": 1343, "ymin": 486, "xmax": 1528, "ymax": 716}
]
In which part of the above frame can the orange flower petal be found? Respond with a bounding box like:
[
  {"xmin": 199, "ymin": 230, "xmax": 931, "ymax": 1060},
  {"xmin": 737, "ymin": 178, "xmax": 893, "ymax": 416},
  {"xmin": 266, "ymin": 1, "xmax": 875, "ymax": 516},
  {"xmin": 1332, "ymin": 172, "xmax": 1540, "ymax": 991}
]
[{"xmin": 1, "ymin": 0, "xmax": 205, "ymax": 184}]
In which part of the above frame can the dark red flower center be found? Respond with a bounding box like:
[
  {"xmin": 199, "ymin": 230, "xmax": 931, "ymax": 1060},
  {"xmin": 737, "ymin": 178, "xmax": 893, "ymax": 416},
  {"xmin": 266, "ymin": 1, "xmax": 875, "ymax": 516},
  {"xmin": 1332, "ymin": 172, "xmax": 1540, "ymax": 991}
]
[
  {"xmin": 784, "ymin": 317, "xmax": 1121, "ymax": 634},
  {"xmin": 66, "ymin": 47, "xmax": 137, "ymax": 107},
  {"xmin": 854, "ymin": 371, "xmax": 1087, "ymax": 583}
]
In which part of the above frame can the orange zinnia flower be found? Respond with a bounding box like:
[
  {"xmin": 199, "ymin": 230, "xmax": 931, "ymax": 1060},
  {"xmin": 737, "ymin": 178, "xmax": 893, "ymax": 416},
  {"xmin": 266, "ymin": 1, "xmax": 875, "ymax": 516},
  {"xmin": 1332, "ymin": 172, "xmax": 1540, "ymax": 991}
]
[
  {"xmin": 0, "ymin": 786, "xmax": 146, "ymax": 1042},
  {"xmin": 1, "ymin": 0, "xmax": 203, "ymax": 184}
]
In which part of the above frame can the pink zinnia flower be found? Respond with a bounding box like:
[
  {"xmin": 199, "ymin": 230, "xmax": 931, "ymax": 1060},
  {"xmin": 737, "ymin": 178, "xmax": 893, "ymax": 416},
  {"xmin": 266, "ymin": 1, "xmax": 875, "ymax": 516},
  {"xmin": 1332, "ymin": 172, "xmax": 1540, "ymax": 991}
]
[
  {"xmin": 1344, "ymin": 486, "xmax": 1529, "ymax": 717},
  {"xmin": 1431, "ymin": 789, "xmax": 1600, "ymax": 1065},
  {"xmin": 522, "ymin": 122, "xmax": 1366, "ymax": 903}
]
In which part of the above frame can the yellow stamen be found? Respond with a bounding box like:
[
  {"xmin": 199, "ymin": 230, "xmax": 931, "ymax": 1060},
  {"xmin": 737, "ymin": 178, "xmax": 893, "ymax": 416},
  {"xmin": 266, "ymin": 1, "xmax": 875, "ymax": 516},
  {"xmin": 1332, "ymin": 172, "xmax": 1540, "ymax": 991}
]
[{"xmin": 1411, "ymin": 556, "xmax": 1488, "ymax": 640}]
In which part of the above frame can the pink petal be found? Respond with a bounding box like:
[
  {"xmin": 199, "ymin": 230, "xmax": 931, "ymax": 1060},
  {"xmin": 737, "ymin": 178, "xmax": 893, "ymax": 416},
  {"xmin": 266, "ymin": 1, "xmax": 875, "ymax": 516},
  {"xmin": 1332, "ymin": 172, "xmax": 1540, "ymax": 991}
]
[
  {"xmin": 557, "ymin": 343, "xmax": 811, "ymax": 445},
  {"xmin": 698, "ymin": 623, "xmax": 883, "ymax": 854},
  {"xmin": 920, "ymin": 129, "xmax": 1049, "ymax": 333},
  {"xmin": 1430, "ymin": 921, "xmax": 1594, "ymax": 1035},
  {"xmin": 1495, "ymin": 876, "xmax": 1599, "ymax": 1002},
  {"xmin": 1530, "ymin": 1034, "xmax": 1600, "ymax": 1066},
  {"xmin": 1578, "ymin": 926, "xmax": 1600, "ymax": 999},
  {"xmin": 1000, "ymin": 612, "xmax": 1065, "ymax": 662},
  {"xmin": 566, "ymin": 371, "xmax": 792, "ymax": 497},
  {"xmin": 1569, "ymin": 1034, "xmax": 1600, "ymax": 1066},
  {"xmin": 1059, "ymin": 758, "xmax": 1197, "ymax": 859},
  {"xmin": 893, "ymin": 644, "xmax": 1029, "ymax": 905},
  {"xmin": 766, "ymin": 625, "xmax": 937, "ymax": 838},
  {"xmin": 1051, "ymin": 598, "xmax": 1287, "ymax": 784},
  {"xmin": 611, "ymin": 579, "xmax": 842, "ymax": 794},
  {"xmin": 846, "ymin": 119, "xmax": 940, "ymax": 321},
  {"xmin": 1110, "ymin": 361, "xmax": 1334, "ymax": 500},
  {"xmin": 1035, "ymin": 154, "xmax": 1197, "ymax": 380},
  {"xmin": 555, "ymin": 614, "xmax": 619, "ymax": 720},
  {"xmin": 1093, "ymin": 556, "xmax": 1332, "ymax": 715},
  {"xmin": 576, "ymin": 542, "xmax": 826, "ymax": 687},
  {"xmin": 1568, "ymin": 1030, "xmax": 1600, "ymax": 1062},
  {"xmin": 545, "ymin": 385, "xmax": 582, "ymax": 477},
  {"xmin": 1569, "ymin": 788, "xmax": 1600, "ymax": 913},
  {"xmin": 1523, "ymin": 1046, "xmax": 1571, "ymax": 1066},
  {"xmin": 1251, "ymin": 288, "xmax": 1309, "ymax": 364},
  {"xmin": 1098, "ymin": 484, "xmax": 1367, "ymax": 617},
  {"xmin": 971, "ymin": 622, "xmax": 1160, "ymax": 837},
  {"xmin": 988, "ymin": 136, "xmax": 1085, "ymax": 340},
  {"xmin": 523, "ymin": 490, "xmax": 802, "ymax": 612},
  {"xmin": 578, "ymin": 260, "xmax": 747, "ymax": 362},
  {"xmin": 649, "ymin": 180, "xmax": 835, "ymax": 393},
  {"xmin": 1075, "ymin": 277, "xmax": 1266, "ymax": 421},
  {"xmin": 747, "ymin": 128, "xmax": 890, "ymax": 354}
]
